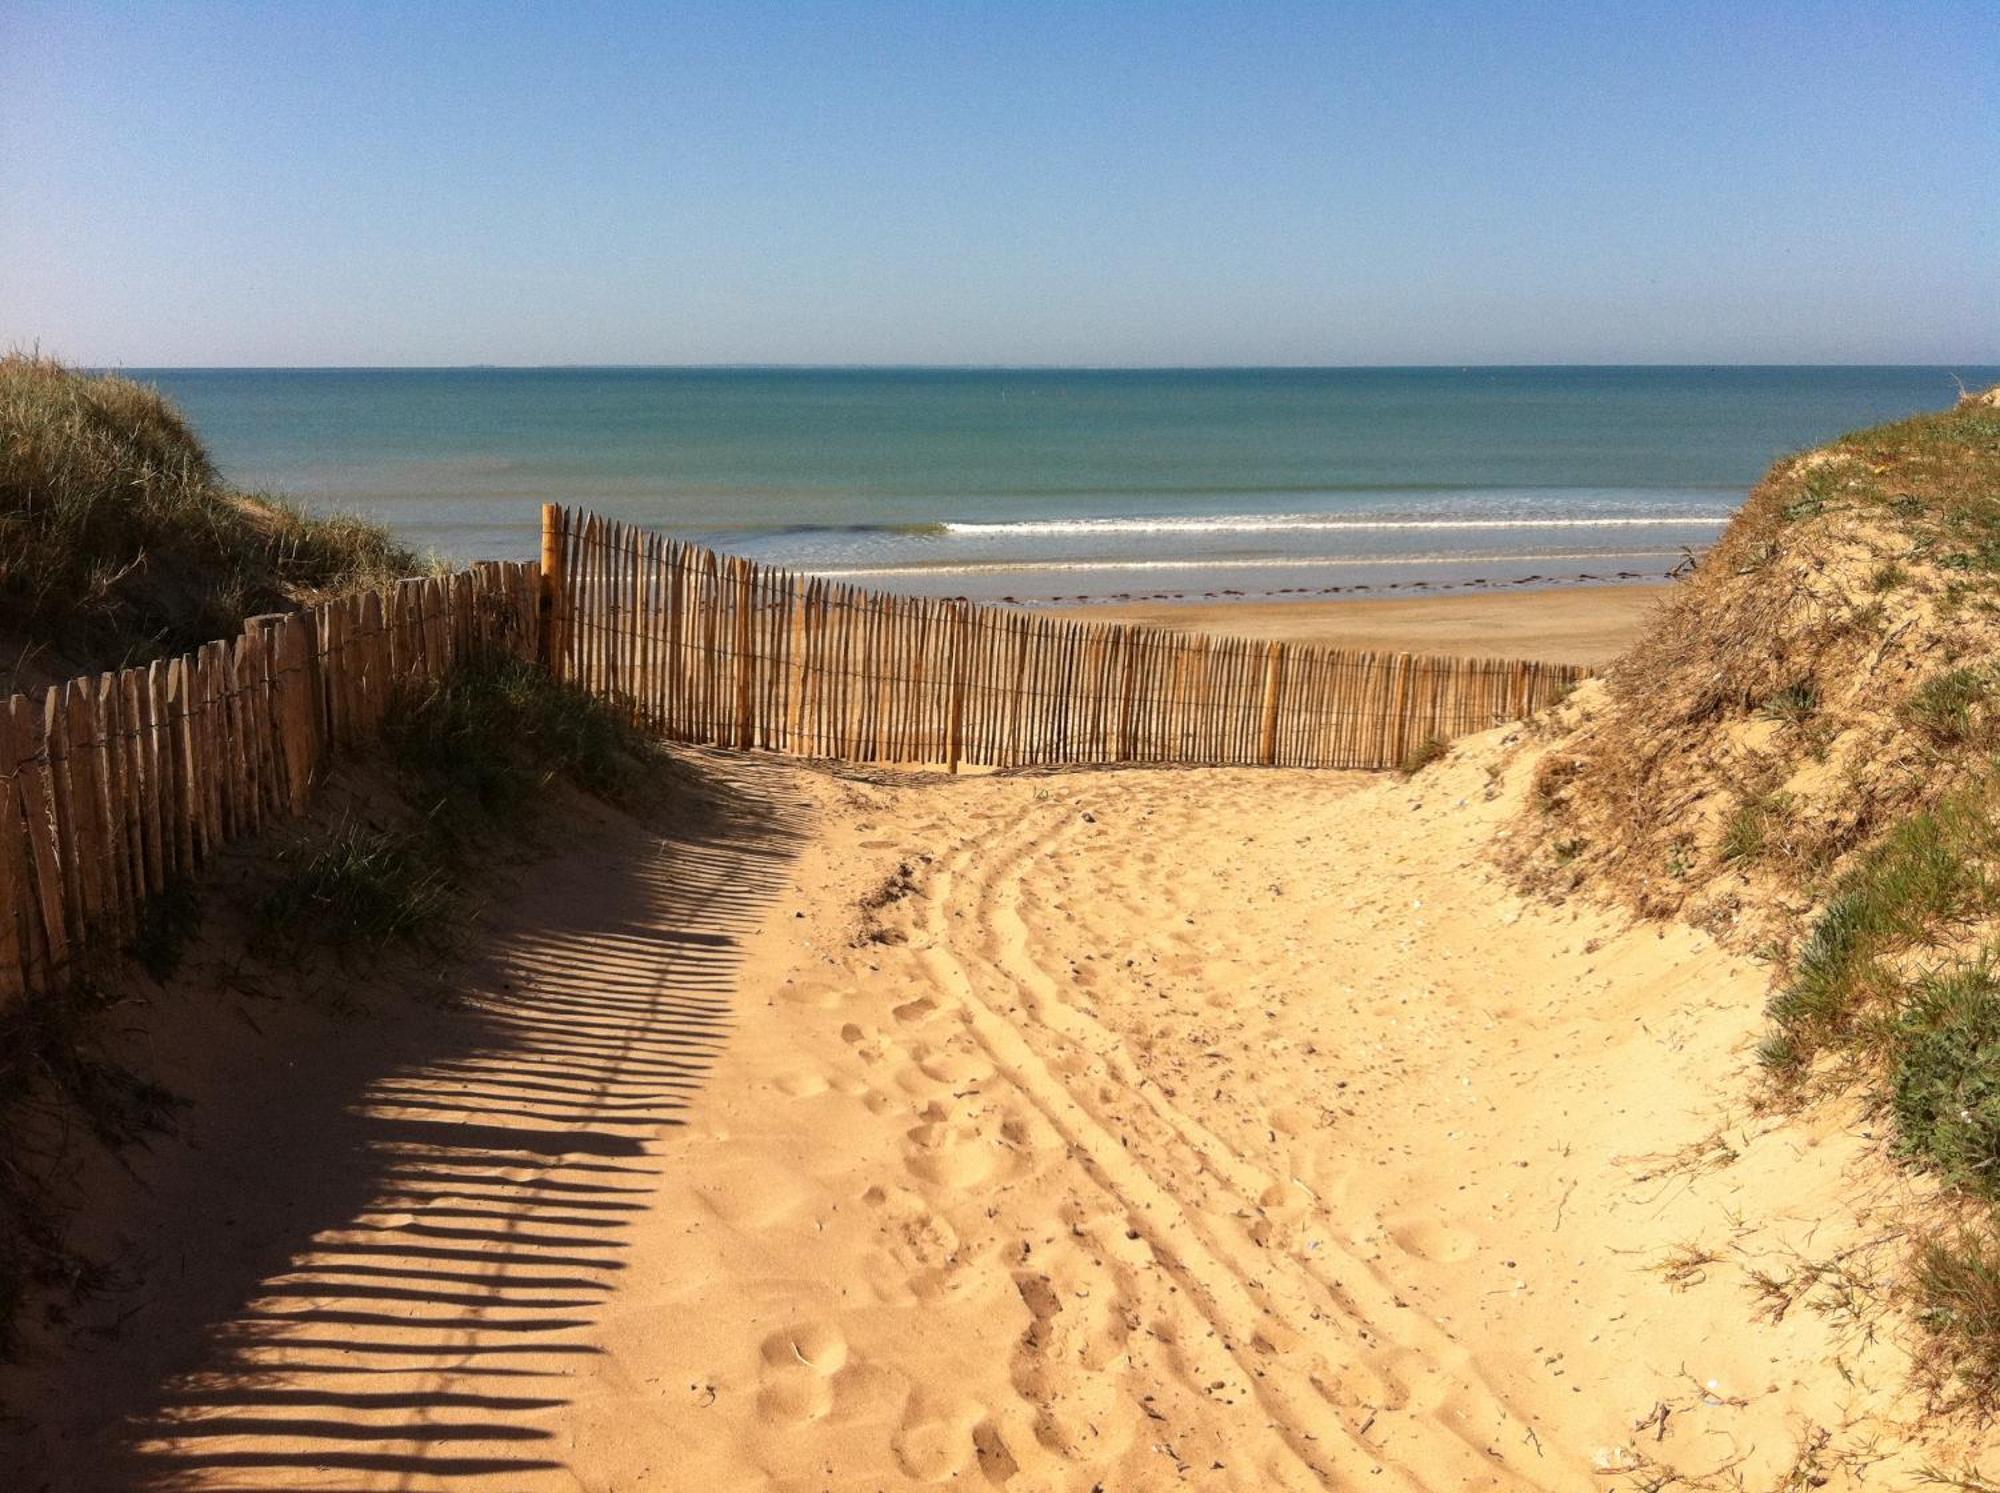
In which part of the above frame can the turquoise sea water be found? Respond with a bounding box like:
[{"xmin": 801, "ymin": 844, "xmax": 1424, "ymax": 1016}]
[{"xmin": 131, "ymin": 366, "xmax": 1997, "ymax": 603}]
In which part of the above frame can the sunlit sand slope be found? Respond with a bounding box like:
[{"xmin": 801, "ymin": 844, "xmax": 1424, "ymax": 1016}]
[
  {"xmin": 574, "ymin": 743, "xmax": 1926, "ymax": 1489},
  {"xmin": 17, "ymin": 739, "xmax": 1941, "ymax": 1489}
]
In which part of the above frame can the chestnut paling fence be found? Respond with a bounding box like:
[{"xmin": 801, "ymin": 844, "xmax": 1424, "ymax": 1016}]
[
  {"xmin": 0, "ymin": 504, "xmax": 1586, "ymax": 1003},
  {"xmin": 0, "ymin": 563, "xmax": 542, "ymax": 1006},
  {"xmin": 541, "ymin": 505, "xmax": 1586, "ymax": 771}
]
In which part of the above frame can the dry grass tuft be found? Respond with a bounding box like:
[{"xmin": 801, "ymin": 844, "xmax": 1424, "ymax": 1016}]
[
  {"xmin": 1513, "ymin": 389, "xmax": 2000, "ymax": 935},
  {"xmin": 1397, "ymin": 735, "xmax": 1448, "ymax": 777},
  {"xmin": 1510, "ymin": 387, "xmax": 2000, "ymax": 1400},
  {"xmin": 1914, "ymin": 1227, "xmax": 2000, "ymax": 1403}
]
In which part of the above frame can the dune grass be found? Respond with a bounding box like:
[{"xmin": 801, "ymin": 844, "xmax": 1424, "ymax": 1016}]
[
  {"xmin": 1522, "ymin": 389, "xmax": 2000, "ymax": 1398},
  {"xmin": 0, "ymin": 353, "xmax": 419, "ymax": 678},
  {"xmin": 1740, "ymin": 397, "xmax": 2000, "ymax": 1397},
  {"xmin": 1718, "ymin": 791, "xmax": 1795, "ymax": 866},
  {"xmin": 255, "ymin": 656, "xmax": 662, "ymax": 952},
  {"xmin": 386, "ymin": 656, "xmax": 655, "ymax": 818},
  {"xmin": 257, "ymin": 820, "xmax": 453, "ymax": 950},
  {"xmin": 1758, "ymin": 782, "xmax": 2000, "ymax": 1077},
  {"xmin": 1905, "ymin": 667, "xmax": 2000, "ymax": 749},
  {"xmin": 1890, "ymin": 960, "xmax": 2000, "ymax": 1192},
  {"xmin": 1397, "ymin": 735, "xmax": 1448, "ymax": 777}
]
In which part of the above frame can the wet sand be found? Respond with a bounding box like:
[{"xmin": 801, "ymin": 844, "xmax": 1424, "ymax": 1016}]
[{"xmin": 1040, "ymin": 582, "xmax": 1668, "ymax": 665}]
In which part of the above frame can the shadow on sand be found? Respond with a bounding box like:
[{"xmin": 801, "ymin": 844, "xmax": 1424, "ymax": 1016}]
[{"xmin": 16, "ymin": 748, "xmax": 810, "ymax": 1491}]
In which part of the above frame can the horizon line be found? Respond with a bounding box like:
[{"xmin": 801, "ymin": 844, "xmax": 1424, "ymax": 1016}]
[{"xmin": 82, "ymin": 360, "xmax": 2000, "ymax": 374}]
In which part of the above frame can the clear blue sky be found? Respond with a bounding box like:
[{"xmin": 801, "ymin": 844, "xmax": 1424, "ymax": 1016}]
[{"xmin": 2, "ymin": 1, "xmax": 1994, "ymax": 367}]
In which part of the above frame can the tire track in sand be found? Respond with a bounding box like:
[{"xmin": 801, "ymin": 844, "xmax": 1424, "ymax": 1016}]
[
  {"xmin": 910, "ymin": 802, "xmax": 1402, "ymax": 1487},
  {"xmin": 906, "ymin": 787, "xmax": 1565, "ymax": 1488},
  {"xmin": 992, "ymin": 794, "xmax": 1568, "ymax": 1478}
]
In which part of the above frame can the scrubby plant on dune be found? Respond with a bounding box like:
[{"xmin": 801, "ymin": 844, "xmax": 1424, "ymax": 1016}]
[
  {"xmin": 386, "ymin": 656, "xmax": 658, "ymax": 820},
  {"xmin": 1398, "ymin": 735, "xmax": 1448, "ymax": 777},
  {"xmin": 1517, "ymin": 387, "xmax": 2000, "ymax": 1401},
  {"xmin": 0, "ymin": 353, "xmax": 419, "ymax": 684},
  {"xmin": 1521, "ymin": 387, "xmax": 2000, "ymax": 939},
  {"xmin": 255, "ymin": 656, "xmax": 668, "ymax": 954}
]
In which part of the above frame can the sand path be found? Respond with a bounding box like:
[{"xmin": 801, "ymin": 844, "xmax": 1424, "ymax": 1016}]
[{"xmin": 13, "ymin": 738, "xmax": 1932, "ymax": 1489}]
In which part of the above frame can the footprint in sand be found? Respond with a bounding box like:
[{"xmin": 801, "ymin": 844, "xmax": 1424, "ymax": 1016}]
[
  {"xmin": 903, "ymin": 1115, "xmax": 998, "ymax": 1189},
  {"xmin": 1008, "ymin": 1267, "xmax": 1138, "ymax": 1460},
  {"xmin": 839, "ymin": 1023, "xmax": 891, "ymax": 1064},
  {"xmin": 693, "ymin": 1166, "xmax": 814, "ymax": 1229},
  {"xmin": 893, "ymin": 994, "xmax": 940, "ymax": 1025},
  {"xmin": 916, "ymin": 1045, "xmax": 994, "ymax": 1087},
  {"xmin": 1015, "ymin": 1272, "xmax": 1063, "ymax": 1325},
  {"xmin": 755, "ymin": 1321, "xmax": 848, "ymax": 1426},
  {"xmin": 770, "ymin": 1069, "xmax": 830, "ymax": 1098},
  {"xmin": 971, "ymin": 1418, "xmax": 1023, "ymax": 1482},
  {"xmin": 762, "ymin": 1320, "xmax": 849, "ymax": 1374},
  {"xmin": 891, "ymin": 1390, "xmax": 985, "ymax": 1481},
  {"xmin": 1386, "ymin": 1217, "xmax": 1478, "ymax": 1264},
  {"xmin": 999, "ymin": 1110, "xmax": 1055, "ymax": 1152},
  {"xmin": 861, "ymin": 1183, "xmax": 962, "ymax": 1270}
]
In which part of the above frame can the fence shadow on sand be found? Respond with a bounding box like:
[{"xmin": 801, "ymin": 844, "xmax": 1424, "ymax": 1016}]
[{"xmin": 47, "ymin": 749, "xmax": 809, "ymax": 1491}]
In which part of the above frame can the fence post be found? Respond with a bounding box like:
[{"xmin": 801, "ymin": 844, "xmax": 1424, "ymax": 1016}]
[
  {"xmin": 785, "ymin": 575, "xmax": 810, "ymax": 755},
  {"xmin": 0, "ymin": 706, "xmax": 28, "ymax": 1010},
  {"xmin": 1259, "ymin": 641, "xmax": 1284, "ymax": 766},
  {"xmin": 946, "ymin": 603, "xmax": 968, "ymax": 774},
  {"xmin": 732, "ymin": 558, "xmax": 756, "ymax": 750},
  {"xmin": 538, "ymin": 503, "xmax": 567, "ymax": 680},
  {"xmin": 1115, "ymin": 629, "xmax": 1136, "ymax": 763},
  {"xmin": 1387, "ymin": 652, "xmax": 1414, "ymax": 768}
]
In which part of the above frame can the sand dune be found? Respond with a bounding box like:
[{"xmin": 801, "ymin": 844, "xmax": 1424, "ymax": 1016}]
[{"xmin": 9, "ymin": 730, "xmax": 1950, "ymax": 1489}]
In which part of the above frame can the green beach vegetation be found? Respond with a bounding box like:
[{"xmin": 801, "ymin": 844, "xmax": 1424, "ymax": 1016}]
[
  {"xmin": 0, "ymin": 360, "xmax": 686, "ymax": 1360},
  {"xmin": 0, "ymin": 353, "xmax": 419, "ymax": 689},
  {"xmin": 1525, "ymin": 387, "xmax": 2000, "ymax": 1399},
  {"xmin": 254, "ymin": 656, "xmax": 667, "ymax": 954}
]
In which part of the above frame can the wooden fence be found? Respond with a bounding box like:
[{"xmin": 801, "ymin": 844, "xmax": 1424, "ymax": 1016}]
[
  {"xmin": 541, "ymin": 505, "xmax": 1587, "ymax": 772},
  {"xmin": 0, "ymin": 563, "xmax": 540, "ymax": 1005},
  {"xmin": 0, "ymin": 505, "xmax": 1586, "ymax": 1005}
]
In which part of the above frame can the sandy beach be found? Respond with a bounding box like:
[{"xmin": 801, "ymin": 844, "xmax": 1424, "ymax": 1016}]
[
  {"xmin": 1042, "ymin": 582, "xmax": 1669, "ymax": 666},
  {"xmin": 8, "ymin": 6, "xmax": 1990, "ymax": 1483},
  {"xmin": 7, "ymin": 720, "xmax": 1934, "ymax": 1490}
]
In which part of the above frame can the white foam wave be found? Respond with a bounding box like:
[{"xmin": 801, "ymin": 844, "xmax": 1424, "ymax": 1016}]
[
  {"xmin": 938, "ymin": 514, "xmax": 1730, "ymax": 537},
  {"xmin": 809, "ymin": 549, "xmax": 1683, "ymax": 579}
]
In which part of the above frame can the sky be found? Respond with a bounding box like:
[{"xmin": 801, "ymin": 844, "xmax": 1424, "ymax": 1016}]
[{"xmin": 1, "ymin": 1, "xmax": 1994, "ymax": 368}]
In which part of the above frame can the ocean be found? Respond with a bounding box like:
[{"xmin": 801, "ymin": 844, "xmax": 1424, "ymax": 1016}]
[{"xmin": 130, "ymin": 366, "xmax": 1997, "ymax": 604}]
